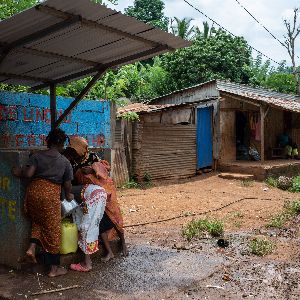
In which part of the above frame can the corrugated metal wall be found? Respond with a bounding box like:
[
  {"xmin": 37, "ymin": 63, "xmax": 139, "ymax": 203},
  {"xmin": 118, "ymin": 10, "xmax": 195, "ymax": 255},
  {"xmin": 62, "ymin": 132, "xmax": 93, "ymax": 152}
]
[
  {"xmin": 111, "ymin": 119, "xmax": 130, "ymax": 187},
  {"xmin": 132, "ymin": 121, "xmax": 196, "ymax": 181}
]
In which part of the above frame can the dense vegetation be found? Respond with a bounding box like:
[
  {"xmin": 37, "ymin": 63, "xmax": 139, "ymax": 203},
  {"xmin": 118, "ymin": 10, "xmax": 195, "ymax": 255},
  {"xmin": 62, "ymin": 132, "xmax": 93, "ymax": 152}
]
[{"xmin": 0, "ymin": 0, "xmax": 298, "ymax": 102}]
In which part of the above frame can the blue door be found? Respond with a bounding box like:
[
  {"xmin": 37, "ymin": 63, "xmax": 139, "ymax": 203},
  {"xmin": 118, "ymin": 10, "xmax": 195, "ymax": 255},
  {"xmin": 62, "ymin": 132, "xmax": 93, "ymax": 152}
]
[{"xmin": 197, "ymin": 107, "xmax": 213, "ymax": 169}]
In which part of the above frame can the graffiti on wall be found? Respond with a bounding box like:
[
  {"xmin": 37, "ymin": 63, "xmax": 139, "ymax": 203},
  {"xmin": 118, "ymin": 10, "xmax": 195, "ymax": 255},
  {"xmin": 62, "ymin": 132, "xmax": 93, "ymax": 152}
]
[
  {"xmin": 0, "ymin": 173, "xmax": 16, "ymax": 223},
  {"xmin": 0, "ymin": 92, "xmax": 111, "ymax": 148}
]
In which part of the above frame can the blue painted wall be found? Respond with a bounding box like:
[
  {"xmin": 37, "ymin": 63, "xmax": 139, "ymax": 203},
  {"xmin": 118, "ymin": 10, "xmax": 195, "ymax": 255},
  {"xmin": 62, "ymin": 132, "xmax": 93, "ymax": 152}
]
[{"xmin": 0, "ymin": 92, "xmax": 112, "ymax": 149}]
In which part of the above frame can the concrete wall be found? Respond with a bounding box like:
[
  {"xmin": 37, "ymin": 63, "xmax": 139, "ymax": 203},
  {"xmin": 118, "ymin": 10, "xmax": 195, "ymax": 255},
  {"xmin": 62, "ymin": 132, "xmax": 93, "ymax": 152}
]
[
  {"xmin": 0, "ymin": 91, "xmax": 112, "ymax": 149},
  {"xmin": 0, "ymin": 91, "xmax": 113, "ymax": 268},
  {"xmin": 0, "ymin": 150, "xmax": 30, "ymax": 268}
]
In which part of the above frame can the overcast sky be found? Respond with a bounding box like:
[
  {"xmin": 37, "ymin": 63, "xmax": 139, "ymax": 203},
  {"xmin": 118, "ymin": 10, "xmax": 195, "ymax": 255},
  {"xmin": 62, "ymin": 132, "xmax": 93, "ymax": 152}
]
[{"xmin": 107, "ymin": 0, "xmax": 300, "ymax": 67}]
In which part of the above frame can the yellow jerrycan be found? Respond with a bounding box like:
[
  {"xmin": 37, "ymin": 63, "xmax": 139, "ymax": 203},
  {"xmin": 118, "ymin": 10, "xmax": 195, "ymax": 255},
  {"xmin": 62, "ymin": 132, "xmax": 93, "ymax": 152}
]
[{"xmin": 60, "ymin": 219, "xmax": 78, "ymax": 254}]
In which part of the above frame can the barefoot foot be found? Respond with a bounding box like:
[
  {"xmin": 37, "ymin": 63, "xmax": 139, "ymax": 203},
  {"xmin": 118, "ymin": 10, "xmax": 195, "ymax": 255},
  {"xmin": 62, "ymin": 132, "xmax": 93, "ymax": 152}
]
[
  {"xmin": 70, "ymin": 263, "xmax": 92, "ymax": 272},
  {"xmin": 122, "ymin": 244, "xmax": 129, "ymax": 257},
  {"xmin": 48, "ymin": 266, "xmax": 68, "ymax": 277},
  {"xmin": 101, "ymin": 252, "xmax": 114, "ymax": 262},
  {"xmin": 18, "ymin": 251, "xmax": 37, "ymax": 264}
]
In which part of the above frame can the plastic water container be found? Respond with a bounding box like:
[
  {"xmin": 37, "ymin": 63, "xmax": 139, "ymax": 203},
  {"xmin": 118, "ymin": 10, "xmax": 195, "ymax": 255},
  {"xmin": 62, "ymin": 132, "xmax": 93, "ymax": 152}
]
[{"xmin": 60, "ymin": 219, "xmax": 78, "ymax": 254}]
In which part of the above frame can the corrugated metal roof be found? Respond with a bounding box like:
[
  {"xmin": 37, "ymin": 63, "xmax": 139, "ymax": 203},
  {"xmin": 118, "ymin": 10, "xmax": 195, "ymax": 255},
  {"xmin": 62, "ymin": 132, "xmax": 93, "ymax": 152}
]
[
  {"xmin": 217, "ymin": 80, "xmax": 300, "ymax": 113},
  {"xmin": 117, "ymin": 101, "xmax": 201, "ymax": 116},
  {"xmin": 150, "ymin": 80, "xmax": 300, "ymax": 113},
  {"xmin": 0, "ymin": 0, "xmax": 191, "ymax": 88},
  {"xmin": 117, "ymin": 103, "xmax": 174, "ymax": 115}
]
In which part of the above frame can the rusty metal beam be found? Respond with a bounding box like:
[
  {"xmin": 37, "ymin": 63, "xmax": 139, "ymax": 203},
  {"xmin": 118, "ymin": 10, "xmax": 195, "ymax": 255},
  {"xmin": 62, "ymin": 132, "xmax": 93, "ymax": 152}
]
[
  {"xmin": 0, "ymin": 72, "xmax": 49, "ymax": 83},
  {"xmin": 14, "ymin": 47, "xmax": 99, "ymax": 67},
  {"xmin": 30, "ymin": 44, "xmax": 168, "ymax": 91},
  {"xmin": 0, "ymin": 15, "xmax": 81, "ymax": 67},
  {"xmin": 54, "ymin": 69, "xmax": 107, "ymax": 128}
]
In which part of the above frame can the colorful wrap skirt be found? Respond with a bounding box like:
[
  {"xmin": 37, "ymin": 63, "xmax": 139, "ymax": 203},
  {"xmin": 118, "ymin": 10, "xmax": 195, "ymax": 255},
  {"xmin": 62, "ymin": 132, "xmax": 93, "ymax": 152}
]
[
  {"xmin": 24, "ymin": 178, "xmax": 61, "ymax": 254},
  {"xmin": 72, "ymin": 184, "xmax": 107, "ymax": 254}
]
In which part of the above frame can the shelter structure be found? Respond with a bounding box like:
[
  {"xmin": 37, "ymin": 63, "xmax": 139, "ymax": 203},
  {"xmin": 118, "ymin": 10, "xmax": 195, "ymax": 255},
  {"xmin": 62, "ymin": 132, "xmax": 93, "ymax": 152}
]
[
  {"xmin": 0, "ymin": 0, "xmax": 190, "ymax": 128},
  {"xmin": 118, "ymin": 80, "xmax": 300, "ymax": 182}
]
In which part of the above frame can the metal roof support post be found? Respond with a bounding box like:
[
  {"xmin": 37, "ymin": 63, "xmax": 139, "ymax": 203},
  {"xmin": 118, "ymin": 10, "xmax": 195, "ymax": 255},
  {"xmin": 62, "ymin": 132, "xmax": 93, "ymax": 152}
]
[
  {"xmin": 54, "ymin": 69, "xmax": 107, "ymax": 128},
  {"xmin": 260, "ymin": 105, "xmax": 265, "ymax": 164},
  {"xmin": 50, "ymin": 83, "xmax": 57, "ymax": 130}
]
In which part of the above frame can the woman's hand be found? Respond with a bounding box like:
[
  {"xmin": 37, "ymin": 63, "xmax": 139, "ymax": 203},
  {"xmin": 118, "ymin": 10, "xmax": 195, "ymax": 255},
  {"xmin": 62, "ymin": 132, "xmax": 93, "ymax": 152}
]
[
  {"xmin": 65, "ymin": 193, "xmax": 75, "ymax": 202},
  {"xmin": 12, "ymin": 166, "xmax": 22, "ymax": 177},
  {"xmin": 81, "ymin": 166, "xmax": 94, "ymax": 175}
]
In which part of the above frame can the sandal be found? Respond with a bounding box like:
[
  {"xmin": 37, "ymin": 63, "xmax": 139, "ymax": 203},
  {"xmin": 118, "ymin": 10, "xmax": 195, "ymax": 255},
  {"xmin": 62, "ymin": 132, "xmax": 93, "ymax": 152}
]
[{"xmin": 70, "ymin": 263, "xmax": 91, "ymax": 272}]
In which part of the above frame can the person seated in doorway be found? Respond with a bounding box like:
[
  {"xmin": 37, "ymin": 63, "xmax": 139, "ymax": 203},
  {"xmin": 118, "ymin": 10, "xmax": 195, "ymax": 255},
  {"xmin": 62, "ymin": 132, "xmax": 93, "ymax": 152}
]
[{"xmin": 278, "ymin": 132, "xmax": 298, "ymax": 159}]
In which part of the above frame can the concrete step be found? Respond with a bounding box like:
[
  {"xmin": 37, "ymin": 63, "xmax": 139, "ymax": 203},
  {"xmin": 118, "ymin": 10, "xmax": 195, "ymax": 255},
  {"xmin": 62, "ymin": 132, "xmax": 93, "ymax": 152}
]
[{"xmin": 218, "ymin": 173, "xmax": 255, "ymax": 180}]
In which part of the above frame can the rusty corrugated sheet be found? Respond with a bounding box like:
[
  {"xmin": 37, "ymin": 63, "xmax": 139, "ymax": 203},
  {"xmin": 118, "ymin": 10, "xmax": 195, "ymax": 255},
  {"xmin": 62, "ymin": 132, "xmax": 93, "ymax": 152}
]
[
  {"xmin": 111, "ymin": 147, "xmax": 129, "ymax": 187},
  {"xmin": 132, "ymin": 122, "xmax": 196, "ymax": 181}
]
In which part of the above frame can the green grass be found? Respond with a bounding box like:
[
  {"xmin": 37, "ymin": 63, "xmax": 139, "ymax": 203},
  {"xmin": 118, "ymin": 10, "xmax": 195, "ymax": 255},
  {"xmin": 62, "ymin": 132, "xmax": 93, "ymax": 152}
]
[
  {"xmin": 289, "ymin": 175, "xmax": 300, "ymax": 193},
  {"xmin": 240, "ymin": 180, "xmax": 254, "ymax": 187},
  {"xmin": 182, "ymin": 218, "xmax": 224, "ymax": 241},
  {"xmin": 121, "ymin": 173, "xmax": 153, "ymax": 189},
  {"xmin": 265, "ymin": 177, "xmax": 278, "ymax": 188},
  {"xmin": 249, "ymin": 237, "xmax": 275, "ymax": 256},
  {"xmin": 267, "ymin": 214, "xmax": 287, "ymax": 228},
  {"xmin": 267, "ymin": 199, "xmax": 300, "ymax": 228},
  {"xmin": 266, "ymin": 175, "xmax": 300, "ymax": 193},
  {"xmin": 121, "ymin": 179, "xmax": 140, "ymax": 189}
]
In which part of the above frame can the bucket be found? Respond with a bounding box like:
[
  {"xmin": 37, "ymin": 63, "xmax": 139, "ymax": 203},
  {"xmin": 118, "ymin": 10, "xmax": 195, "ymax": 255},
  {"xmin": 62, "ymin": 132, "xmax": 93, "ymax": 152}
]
[{"xmin": 60, "ymin": 219, "xmax": 78, "ymax": 254}]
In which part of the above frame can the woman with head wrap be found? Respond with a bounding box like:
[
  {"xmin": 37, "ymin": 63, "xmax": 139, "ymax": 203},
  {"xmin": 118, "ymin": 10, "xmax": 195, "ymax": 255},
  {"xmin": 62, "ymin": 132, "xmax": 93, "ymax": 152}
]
[{"xmin": 64, "ymin": 136, "xmax": 128, "ymax": 271}]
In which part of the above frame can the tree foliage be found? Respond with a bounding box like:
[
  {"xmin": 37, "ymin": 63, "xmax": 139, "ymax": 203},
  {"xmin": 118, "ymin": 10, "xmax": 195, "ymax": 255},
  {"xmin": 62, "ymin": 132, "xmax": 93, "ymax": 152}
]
[
  {"xmin": 161, "ymin": 28, "xmax": 252, "ymax": 91},
  {"xmin": 283, "ymin": 8, "xmax": 300, "ymax": 95},
  {"xmin": 171, "ymin": 17, "xmax": 195, "ymax": 40},
  {"xmin": 0, "ymin": 0, "xmax": 117, "ymax": 20},
  {"xmin": 125, "ymin": 0, "xmax": 169, "ymax": 31},
  {"xmin": 0, "ymin": 0, "xmax": 39, "ymax": 20},
  {"xmin": 247, "ymin": 55, "xmax": 297, "ymax": 94}
]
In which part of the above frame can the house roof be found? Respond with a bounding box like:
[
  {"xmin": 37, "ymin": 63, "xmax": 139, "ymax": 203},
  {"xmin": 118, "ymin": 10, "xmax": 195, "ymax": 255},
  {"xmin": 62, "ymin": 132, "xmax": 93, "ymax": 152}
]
[
  {"xmin": 0, "ymin": 0, "xmax": 191, "ymax": 89},
  {"xmin": 117, "ymin": 101, "xmax": 201, "ymax": 116},
  {"xmin": 150, "ymin": 80, "xmax": 300, "ymax": 113},
  {"xmin": 117, "ymin": 103, "xmax": 175, "ymax": 116},
  {"xmin": 218, "ymin": 81, "xmax": 300, "ymax": 113}
]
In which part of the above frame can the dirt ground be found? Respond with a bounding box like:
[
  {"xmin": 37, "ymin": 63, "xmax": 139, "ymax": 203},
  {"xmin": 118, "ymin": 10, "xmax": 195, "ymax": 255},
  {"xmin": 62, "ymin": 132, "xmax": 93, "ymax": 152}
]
[{"xmin": 1, "ymin": 173, "xmax": 300, "ymax": 300}]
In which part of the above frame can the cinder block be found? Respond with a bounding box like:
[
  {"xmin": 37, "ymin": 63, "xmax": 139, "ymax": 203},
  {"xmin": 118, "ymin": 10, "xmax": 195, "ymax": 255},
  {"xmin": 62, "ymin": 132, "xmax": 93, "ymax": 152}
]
[
  {"xmin": 56, "ymin": 96, "xmax": 73, "ymax": 109},
  {"xmin": 29, "ymin": 93, "xmax": 50, "ymax": 108},
  {"xmin": 0, "ymin": 150, "xmax": 30, "ymax": 269},
  {"xmin": 76, "ymin": 100, "xmax": 105, "ymax": 112},
  {"xmin": 59, "ymin": 123, "xmax": 78, "ymax": 134},
  {"xmin": 0, "ymin": 92, "xmax": 30, "ymax": 106}
]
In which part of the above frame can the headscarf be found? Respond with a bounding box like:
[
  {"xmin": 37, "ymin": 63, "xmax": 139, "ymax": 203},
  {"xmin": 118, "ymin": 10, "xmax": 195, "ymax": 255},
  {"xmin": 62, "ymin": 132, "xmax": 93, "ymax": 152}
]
[{"xmin": 69, "ymin": 136, "xmax": 88, "ymax": 159}]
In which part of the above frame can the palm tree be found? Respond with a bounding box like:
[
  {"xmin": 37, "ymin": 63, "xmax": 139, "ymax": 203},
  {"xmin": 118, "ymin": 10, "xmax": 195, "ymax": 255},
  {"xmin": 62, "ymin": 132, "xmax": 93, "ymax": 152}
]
[
  {"xmin": 171, "ymin": 17, "xmax": 195, "ymax": 40},
  {"xmin": 193, "ymin": 21, "xmax": 214, "ymax": 40}
]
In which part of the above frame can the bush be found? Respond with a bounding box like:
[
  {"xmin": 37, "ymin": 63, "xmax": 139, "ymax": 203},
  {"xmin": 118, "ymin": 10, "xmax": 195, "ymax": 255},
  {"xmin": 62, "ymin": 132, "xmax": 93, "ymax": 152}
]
[
  {"xmin": 122, "ymin": 179, "xmax": 139, "ymax": 189},
  {"xmin": 266, "ymin": 200, "xmax": 300, "ymax": 228},
  {"xmin": 277, "ymin": 176, "xmax": 293, "ymax": 190},
  {"xmin": 249, "ymin": 237, "xmax": 275, "ymax": 256},
  {"xmin": 265, "ymin": 177, "xmax": 278, "ymax": 188},
  {"xmin": 289, "ymin": 175, "xmax": 300, "ymax": 193},
  {"xmin": 267, "ymin": 214, "xmax": 287, "ymax": 228},
  {"xmin": 182, "ymin": 218, "xmax": 224, "ymax": 241}
]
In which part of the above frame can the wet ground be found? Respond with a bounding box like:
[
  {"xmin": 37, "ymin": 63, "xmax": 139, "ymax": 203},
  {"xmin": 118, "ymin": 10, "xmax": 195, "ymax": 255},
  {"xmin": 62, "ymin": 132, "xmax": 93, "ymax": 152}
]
[{"xmin": 1, "ymin": 175, "xmax": 300, "ymax": 299}]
